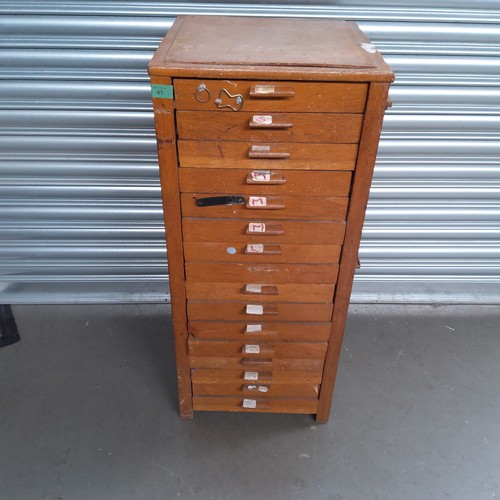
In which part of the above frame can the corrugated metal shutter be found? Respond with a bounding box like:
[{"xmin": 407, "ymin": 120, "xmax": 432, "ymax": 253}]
[{"xmin": 1, "ymin": 1, "xmax": 499, "ymax": 304}]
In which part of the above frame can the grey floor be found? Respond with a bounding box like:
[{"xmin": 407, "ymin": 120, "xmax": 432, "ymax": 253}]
[{"xmin": 0, "ymin": 304, "xmax": 499, "ymax": 500}]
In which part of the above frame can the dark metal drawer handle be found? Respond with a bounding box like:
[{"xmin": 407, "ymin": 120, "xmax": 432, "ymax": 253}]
[{"xmin": 195, "ymin": 195, "xmax": 245, "ymax": 207}]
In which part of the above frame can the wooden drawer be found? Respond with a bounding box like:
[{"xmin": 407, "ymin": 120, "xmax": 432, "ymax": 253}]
[
  {"xmin": 188, "ymin": 321, "xmax": 332, "ymax": 341},
  {"xmin": 192, "ymin": 381, "xmax": 320, "ymax": 398},
  {"xmin": 186, "ymin": 282, "xmax": 335, "ymax": 303},
  {"xmin": 188, "ymin": 337, "xmax": 327, "ymax": 359},
  {"xmin": 185, "ymin": 262, "xmax": 339, "ymax": 284},
  {"xmin": 189, "ymin": 355, "xmax": 324, "ymax": 371},
  {"xmin": 178, "ymin": 141, "xmax": 358, "ymax": 171},
  {"xmin": 187, "ymin": 298, "xmax": 333, "ymax": 322},
  {"xmin": 174, "ymin": 79, "xmax": 367, "ymax": 113},
  {"xmin": 181, "ymin": 193, "xmax": 349, "ymax": 221},
  {"xmin": 176, "ymin": 111, "xmax": 363, "ymax": 143},
  {"xmin": 183, "ymin": 242, "xmax": 341, "ymax": 264},
  {"xmin": 192, "ymin": 396, "xmax": 319, "ymax": 413},
  {"xmin": 187, "ymin": 300, "xmax": 333, "ymax": 322},
  {"xmin": 192, "ymin": 368, "xmax": 323, "ymax": 384},
  {"xmin": 182, "ymin": 218, "xmax": 346, "ymax": 245},
  {"xmin": 179, "ymin": 168, "xmax": 352, "ymax": 197}
]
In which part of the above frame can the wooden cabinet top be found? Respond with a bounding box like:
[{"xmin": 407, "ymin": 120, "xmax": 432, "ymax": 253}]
[{"xmin": 149, "ymin": 16, "xmax": 394, "ymax": 82}]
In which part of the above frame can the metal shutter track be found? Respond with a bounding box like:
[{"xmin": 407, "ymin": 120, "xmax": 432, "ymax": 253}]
[{"xmin": 0, "ymin": 2, "xmax": 499, "ymax": 303}]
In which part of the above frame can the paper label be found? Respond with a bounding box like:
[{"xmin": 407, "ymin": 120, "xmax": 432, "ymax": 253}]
[
  {"xmin": 250, "ymin": 170, "xmax": 271, "ymax": 182},
  {"xmin": 361, "ymin": 42, "xmax": 377, "ymax": 54},
  {"xmin": 246, "ymin": 244, "xmax": 264, "ymax": 254},
  {"xmin": 246, "ymin": 305, "xmax": 264, "ymax": 315},
  {"xmin": 244, "ymin": 344, "xmax": 261, "ymax": 354},
  {"xmin": 252, "ymin": 115, "xmax": 272, "ymax": 125},
  {"xmin": 248, "ymin": 196, "xmax": 267, "ymax": 207},
  {"xmin": 245, "ymin": 284, "xmax": 262, "ymax": 294},
  {"xmin": 248, "ymin": 222, "xmax": 266, "ymax": 233},
  {"xmin": 251, "ymin": 145, "xmax": 271, "ymax": 152},
  {"xmin": 246, "ymin": 324, "xmax": 262, "ymax": 333},
  {"xmin": 150, "ymin": 84, "xmax": 173, "ymax": 99},
  {"xmin": 244, "ymin": 371, "xmax": 259, "ymax": 381},
  {"xmin": 242, "ymin": 399, "xmax": 257, "ymax": 409},
  {"xmin": 254, "ymin": 85, "xmax": 275, "ymax": 95}
]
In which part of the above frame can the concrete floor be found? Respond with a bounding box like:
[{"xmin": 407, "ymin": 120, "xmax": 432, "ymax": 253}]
[{"xmin": 0, "ymin": 304, "xmax": 499, "ymax": 500}]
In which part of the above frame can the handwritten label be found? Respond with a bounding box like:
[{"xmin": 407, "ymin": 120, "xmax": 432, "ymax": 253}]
[
  {"xmin": 254, "ymin": 85, "xmax": 275, "ymax": 95},
  {"xmin": 246, "ymin": 244, "xmax": 264, "ymax": 254},
  {"xmin": 244, "ymin": 371, "xmax": 259, "ymax": 381},
  {"xmin": 251, "ymin": 145, "xmax": 271, "ymax": 152},
  {"xmin": 244, "ymin": 344, "xmax": 261, "ymax": 354},
  {"xmin": 246, "ymin": 324, "xmax": 262, "ymax": 333},
  {"xmin": 250, "ymin": 170, "xmax": 271, "ymax": 182},
  {"xmin": 252, "ymin": 115, "xmax": 272, "ymax": 125},
  {"xmin": 245, "ymin": 284, "xmax": 262, "ymax": 294},
  {"xmin": 248, "ymin": 222, "xmax": 266, "ymax": 233},
  {"xmin": 150, "ymin": 84, "xmax": 173, "ymax": 99},
  {"xmin": 246, "ymin": 305, "xmax": 264, "ymax": 315},
  {"xmin": 248, "ymin": 196, "xmax": 267, "ymax": 207},
  {"xmin": 242, "ymin": 399, "xmax": 257, "ymax": 409}
]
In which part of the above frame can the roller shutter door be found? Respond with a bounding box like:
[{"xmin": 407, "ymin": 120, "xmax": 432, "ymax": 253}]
[{"xmin": 0, "ymin": 1, "xmax": 499, "ymax": 303}]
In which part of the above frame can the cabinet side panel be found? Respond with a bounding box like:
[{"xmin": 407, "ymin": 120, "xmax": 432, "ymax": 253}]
[
  {"xmin": 316, "ymin": 82, "xmax": 390, "ymax": 423},
  {"xmin": 151, "ymin": 76, "xmax": 193, "ymax": 419}
]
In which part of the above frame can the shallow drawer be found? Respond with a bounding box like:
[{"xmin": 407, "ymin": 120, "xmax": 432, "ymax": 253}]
[
  {"xmin": 178, "ymin": 141, "xmax": 358, "ymax": 171},
  {"xmin": 188, "ymin": 321, "xmax": 331, "ymax": 341},
  {"xmin": 179, "ymin": 168, "xmax": 351, "ymax": 197},
  {"xmin": 189, "ymin": 355, "xmax": 324, "ymax": 371},
  {"xmin": 176, "ymin": 111, "xmax": 363, "ymax": 143},
  {"xmin": 181, "ymin": 193, "xmax": 348, "ymax": 221},
  {"xmin": 192, "ymin": 396, "xmax": 319, "ymax": 414},
  {"xmin": 192, "ymin": 368, "xmax": 323, "ymax": 385},
  {"xmin": 185, "ymin": 262, "xmax": 339, "ymax": 284},
  {"xmin": 182, "ymin": 218, "xmax": 346, "ymax": 245},
  {"xmin": 188, "ymin": 300, "xmax": 333, "ymax": 322},
  {"xmin": 188, "ymin": 337, "xmax": 327, "ymax": 359},
  {"xmin": 186, "ymin": 282, "xmax": 335, "ymax": 303},
  {"xmin": 192, "ymin": 381, "xmax": 320, "ymax": 398},
  {"xmin": 183, "ymin": 242, "xmax": 341, "ymax": 264},
  {"xmin": 174, "ymin": 79, "xmax": 367, "ymax": 113}
]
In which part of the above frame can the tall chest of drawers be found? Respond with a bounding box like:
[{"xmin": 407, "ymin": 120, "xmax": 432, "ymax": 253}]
[{"xmin": 148, "ymin": 16, "xmax": 393, "ymax": 422}]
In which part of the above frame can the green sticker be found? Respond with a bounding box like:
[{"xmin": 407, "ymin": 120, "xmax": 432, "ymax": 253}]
[{"xmin": 151, "ymin": 84, "xmax": 173, "ymax": 99}]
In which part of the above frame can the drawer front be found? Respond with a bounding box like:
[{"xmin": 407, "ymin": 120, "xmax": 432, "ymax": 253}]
[
  {"xmin": 192, "ymin": 396, "xmax": 319, "ymax": 413},
  {"xmin": 189, "ymin": 355, "xmax": 324, "ymax": 371},
  {"xmin": 186, "ymin": 282, "xmax": 335, "ymax": 303},
  {"xmin": 188, "ymin": 321, "xmax": 332, "ymax": 341},
  {"xmin": 183, "ymin": 242, "xmax": 341, "ymax": 264},
  {"xmin": 187, "ymin": 301, "xmax": 333, "ymax": 322},
  {"xmin": 176, "ymin": 111, "xmax": 363, "ymax": 143},
  {"xmin": 185, "ymin": 262, "xmax": 339, "ymax": 284},
  {"xmin": 181, "ymin": 193, "xmax": 348, "ymax": 221},
  {"xmin": 188, "ymin": 337, "xmax": 327, "ymax": 359},
  {"xmin": 178, "ymin": 141, "xmax": 358, "ymax": 171},
  {"xmin": 192, "ymin": 381, "xmax": 320, "ymax": 398},
  {"xmin": 191, "ymin": 368, "xmax": 323, "ymax": 384},
  {"xmin": 174, "ymin": 79, "xmax": 368, "ymax": 113},
  {"xmin": 179, "ymin": 168, "xmax": 352, "ymax": 197},
  {"xmin": 182, "ymin": 218, "xmax": 346, "ymax": 245}
]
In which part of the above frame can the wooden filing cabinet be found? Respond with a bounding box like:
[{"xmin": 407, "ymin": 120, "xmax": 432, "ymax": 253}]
[{"xmin": 148, "ymin": 16, "xmax": 393, "ymax": 422}]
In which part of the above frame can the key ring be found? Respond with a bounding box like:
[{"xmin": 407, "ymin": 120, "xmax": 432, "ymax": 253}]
[{"xmin": 195, "ymin": 83, "xmax": 211, "ymax": 103}]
